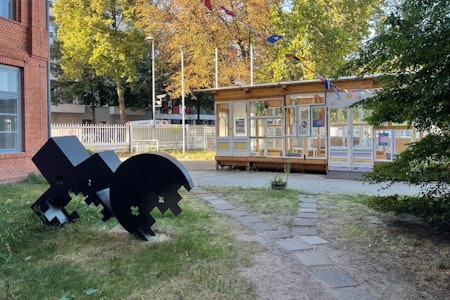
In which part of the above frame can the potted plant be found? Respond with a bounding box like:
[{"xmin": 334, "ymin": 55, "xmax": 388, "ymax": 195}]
[
  {"xmin": 271, "ymin": 175, "xmax": 287, "ymax": 189},
  {"xmin": 270, "ymin": 161, "xmax": 291, "ymax": 190}
]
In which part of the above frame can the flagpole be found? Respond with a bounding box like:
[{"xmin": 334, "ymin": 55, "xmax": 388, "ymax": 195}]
[
  {"xmin": 181, "ymin": 50, "xmax": 185, "ymax": 153},
  {"xmin": 250, "ymin": 44, "xmax": 254, "ymax": 85},
  {"xmin": 215, "ymin": 48, "xmax": 218, "ymax": 88}
]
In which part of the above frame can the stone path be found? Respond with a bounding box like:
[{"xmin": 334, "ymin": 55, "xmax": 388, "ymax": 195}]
[{"xmin": 192, "ymin": 186, "xmax": 376, "ymax": 300}]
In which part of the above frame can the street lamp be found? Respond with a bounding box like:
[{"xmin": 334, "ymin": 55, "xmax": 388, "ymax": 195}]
[{"xmin": 145, "ymin": 36, "xmax": 156, "ymax": 132}]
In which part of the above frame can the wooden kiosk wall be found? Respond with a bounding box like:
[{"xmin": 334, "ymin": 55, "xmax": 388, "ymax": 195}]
[{"xmin": 198, "ymin": 77, "xmax": 382, "ymax": 174}]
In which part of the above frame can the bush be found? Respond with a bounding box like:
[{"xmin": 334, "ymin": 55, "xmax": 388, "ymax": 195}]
[
  {"xmin": 361, "ymin": 133, "xmax": 450, "ymax": 230},
  {"xmin": 366, "ymin": 194, "xmax": 450, "ymax": 229}
]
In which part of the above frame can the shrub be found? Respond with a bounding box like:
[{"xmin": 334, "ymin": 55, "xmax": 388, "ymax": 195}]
[{"xmin": 366, "ymin": 194, "xmax": 450, "ymax": 229}]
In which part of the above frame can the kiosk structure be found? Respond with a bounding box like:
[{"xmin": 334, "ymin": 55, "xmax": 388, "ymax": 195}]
[{"xmin": 197, "ymin": 76, "xmax": 422, "ymax": 178}]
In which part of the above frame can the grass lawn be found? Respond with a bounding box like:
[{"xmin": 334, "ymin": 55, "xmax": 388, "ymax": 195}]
[
  {"xmin": 2, "ymin": 176, "xmax": 448, "ymax": 299},
  {"xmin": 0, "ymin": 177, "xmax": 257, "ymax": 300},
  {"xmin": 118, "ymin": 150, "xmax": 216, "ymax": 161}
]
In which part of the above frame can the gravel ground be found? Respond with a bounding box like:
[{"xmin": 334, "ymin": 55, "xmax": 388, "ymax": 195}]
[{"xmin": 187, "ymin": 167, "xmax": 421, "ymax": 196}]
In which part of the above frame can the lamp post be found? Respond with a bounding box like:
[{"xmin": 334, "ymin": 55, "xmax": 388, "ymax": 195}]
[{"xmin": 145, "ymin": 36, "xmax": 156, "ymax": 135}]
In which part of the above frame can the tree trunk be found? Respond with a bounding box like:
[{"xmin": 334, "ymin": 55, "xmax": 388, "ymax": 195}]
[
  {"xmin": 90, "ymin": 99, "xmax": 96, "ymax": 124},
  {"xmin": 116, "ymin": 80, "xmax": 126, "ymax": 124},
  {"xmin": 196, "ymin": 98, "xmax": 201, "ymax": 124}
]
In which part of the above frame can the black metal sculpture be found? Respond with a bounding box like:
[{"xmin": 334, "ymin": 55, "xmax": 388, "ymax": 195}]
[
  {"xmin": 31, "ymin": 136, "xmax": 91, "ymax": 225},
  {"xmin": 31, "ymin": 136, "xmax": 194, "ymax": 240}
]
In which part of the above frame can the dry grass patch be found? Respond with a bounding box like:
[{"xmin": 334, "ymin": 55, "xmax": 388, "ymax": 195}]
[
  {"xmin": 203, "ymin": 186, "xmax": 300, "ymax": 227},
  {"xmin": 317, "ymin": 193, "xmax": 450, "ymax": 299}
]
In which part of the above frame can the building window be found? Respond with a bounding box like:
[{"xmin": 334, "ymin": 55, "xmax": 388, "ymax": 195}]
[
  {"xmin": 0, "ymin": 65, "xmax": 21, "ymax": 153},
  {"xmin": 0, "ymin": 0, "xmax": 15, "ymax": 20}
]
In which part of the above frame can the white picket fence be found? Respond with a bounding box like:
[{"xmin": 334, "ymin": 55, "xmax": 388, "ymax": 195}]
[{"xmin": 51, "ymin": 123, "xmax": 216, "ymax": 153}]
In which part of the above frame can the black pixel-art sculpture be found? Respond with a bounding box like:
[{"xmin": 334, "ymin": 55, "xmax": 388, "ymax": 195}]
[
  {"xmin": 110, "ymin": 152, "xmax": 192, "ymax": 240},
  {"xmin": 31, "ymin": 136, "xmax": 194, "ymax": 240}
]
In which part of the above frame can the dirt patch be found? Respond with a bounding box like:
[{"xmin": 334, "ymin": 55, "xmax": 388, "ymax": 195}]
[
  {"xmin": 231, "ymin": 222, "xmax": 338, "ymax": 299},
  {"xmin": 315, "ymin": 195, "xmax": 450, "ymax": 299},
  {"xmin": 223, "ymin": 194, "xmax": 450, "ymax": 300}
]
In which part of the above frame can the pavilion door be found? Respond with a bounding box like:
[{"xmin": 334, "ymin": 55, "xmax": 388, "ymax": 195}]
[{"xmin": 328, "ymin": 108, "xmax": 373, "ymax": 172}]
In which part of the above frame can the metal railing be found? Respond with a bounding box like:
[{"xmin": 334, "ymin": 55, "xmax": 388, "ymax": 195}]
[{"xmin": 51, "ymin": 123, "xmax": 216, "ymax": 152}]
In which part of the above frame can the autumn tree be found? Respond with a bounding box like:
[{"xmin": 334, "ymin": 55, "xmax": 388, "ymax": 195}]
[
  {"xmin": 261, "ymin": 0, "xmax": 383, "ymax": 82},
  {"xmin": 342, "ymin": 0, "xmax": 450, "ymax": 227},
  {"xmin": 135, "ymin": 0, "xmax": 383, "ymax": 99},
  {"xmin": 135, "ymin": 0, "xmax": 278, "ymax": 98},
  {"xmin": 53, "ymin": 0, "xmax": 148, "ymax": 123}
]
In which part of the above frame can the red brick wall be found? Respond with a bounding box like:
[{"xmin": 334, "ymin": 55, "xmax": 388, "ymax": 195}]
[{"xmin": 0, "ymin": 0, "xmax": 49, "ymax": 184}]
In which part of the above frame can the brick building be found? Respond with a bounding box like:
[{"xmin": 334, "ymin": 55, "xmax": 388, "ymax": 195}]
[{"xmin": 0, "ymin": 0, "xmax": 49, "ymax": 183}]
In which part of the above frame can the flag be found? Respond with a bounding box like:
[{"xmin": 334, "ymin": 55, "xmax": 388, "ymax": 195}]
[
  {"xmin": 204, "ymin": 0, "xmax": 212, "ymax": 11},
  {"xmin": 267, "ymin": 34, "xmax": 283, "ymax": 44},
  {"xmin": 350, "ymin": 89, "xmax": 359, "ymax": 99},
  {"xmin": 333, "ymin": 85, "xmax": 340, "ymax": 100},
  {"xmin": 220, "ymin": 6, "xmax": 236, "ymax": 17},
  {"xmin": 285, "ymin": 54, "xmax": 301, "ymax": 61},
  {"xmin": 344, "ymin": 89, "xmax": 352, "ymax": 98},
  {"xmin": 324, "ymin": 79, "xmax": 332, "ymax": 89}
]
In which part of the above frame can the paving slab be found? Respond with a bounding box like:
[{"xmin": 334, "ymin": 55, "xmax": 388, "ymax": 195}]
[
  {"xmin": 292, "ymin": 218, "xmax": 316, "ymax": 226},
  {"xmin": 292, "ymin": 227, "xmax": 316, "ymax": 236},
  {"xmin": 208, "ymin": 198, "xmax": 230, "ymax": 205},
  {"xmin": 295, "ymin": 251, "xmax": 334, "ymax": 266},
  {"xmin": 297, "ymin": 212, "xmax": 318, "ymax": 219},
  {"xmin": 200, "ymin": 194, "xmax": 221, "ymax": 201},
  {"xmin": 300, "ymin": 197, "xmax": 317, "ymax": 203},
  {"xmin": 299, "ymin": 236, "xmax": 329, "ymax": 245},
  {"xmin": 313, "ymin": 269, "xmax": 358, "ymax": 288},
  {"xmin": 300, "ymin": 202, "xmax": 317, "ymax": 209},
  {"xmin": 249, "ymin": 222, "xmax": 277, "ymax": 232},
  {"xmin": 211, "ymin": 202, "xmax": 236, "ymax": 211},
  {"xmin": 332, "ymin": 287, "xmax": 376, "ymax": 300},
  {"xmin": 237, "ymin": 215, "xmax": 262, "ymax": 224},
  {"xmin": 226, "ymin": 210, "xmax": 250, "ymax": 218},
  {"xmin": 299, "ymin": 208, "xmax": 317, "ymax": 213},
  {"xmin": 266, "ymin": 230, "xmax": 293, "ymax": 239},
  {"xmin": 277, "ymin": 238, "xmax": 313, "ymax": 251}
]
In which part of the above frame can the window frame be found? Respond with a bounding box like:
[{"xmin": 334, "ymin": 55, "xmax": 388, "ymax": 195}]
[
  {"xmin": 0, "ymin": 0, "xmax": 15, "ymax": 20},
  {"xmin": 0, "ymin": 64, "xmax": 22, "ymax": 153}
]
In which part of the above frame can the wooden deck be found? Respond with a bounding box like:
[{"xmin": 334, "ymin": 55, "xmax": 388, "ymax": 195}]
[{"xmin": 215, "ymin": 156, "xmax": 327, "ymax": 173}]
